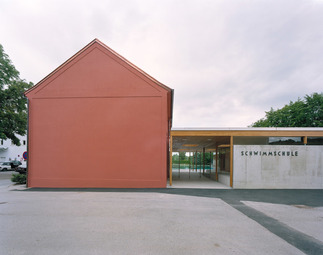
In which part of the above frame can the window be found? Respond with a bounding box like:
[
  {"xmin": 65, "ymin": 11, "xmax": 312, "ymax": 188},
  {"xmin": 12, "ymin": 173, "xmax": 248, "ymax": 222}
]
[
  {"xmin": 268, "ymin": 137, "xmax": 303, "ymax": 145},
  {"xmin": 307, "ymin": 137, "xmax": 323, "ymax": 145},
  {"xmin": 218, "ymin": 147, "xmax": 230, "ymax": 172},
  {"xmin": 234, "ymin": 136, "xmax": 268, "ymax": 145}
]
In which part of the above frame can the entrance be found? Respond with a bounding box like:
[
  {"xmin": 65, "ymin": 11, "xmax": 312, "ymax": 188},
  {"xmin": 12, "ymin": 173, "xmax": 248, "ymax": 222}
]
[{"xmin": 170, "ymin": 133, "xmax": 233, "ymax": 188}]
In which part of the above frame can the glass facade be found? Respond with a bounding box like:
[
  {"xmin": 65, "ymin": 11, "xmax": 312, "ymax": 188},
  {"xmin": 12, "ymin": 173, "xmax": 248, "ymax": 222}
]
[
  {"xmin": 307, "ymin": 137, "xmax": 323, "ymax": 145},
  {"xmin": 218, "ymin": 147, "xmax": 230, "ymax": 173},
  {"xmin": 234, "ymin": 136, "xmax": 304, "ymax": 145}
]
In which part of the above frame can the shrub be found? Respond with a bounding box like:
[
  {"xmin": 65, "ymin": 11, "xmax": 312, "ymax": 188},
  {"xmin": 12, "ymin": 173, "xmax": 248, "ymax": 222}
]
[{"xmin": 11, "ymin": 173, "xmax": 26, "ymax": 184}]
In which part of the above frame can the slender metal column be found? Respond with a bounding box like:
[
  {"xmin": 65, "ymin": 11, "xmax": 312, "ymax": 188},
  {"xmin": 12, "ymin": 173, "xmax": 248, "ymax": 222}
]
[
  {"xmin": 199, "ymin": 151, "xmax": 202, "ymax": 178},
  {"xmin": 203, "ymin": 147, "xmax": 205, "ymax": 175},
  {"xmin": 178, "ymin": 153, "xmax": 181, "ymax": 179},
  {"xmin": 216, "ymin": 146, "xmax": 218, "ymax": 181},
  {"xmin": 189, "ymin": 152, "xmax": 191, "ymax": 179},
  {"xmin": 230, "ymin": 136, "xmax": 233, "ymax": 188},
  {"xmin": 209, "ymin": 152, "xmax": 212, "ymax": 175},
  {"xmin": 195, "ymin": 151, "xmax": 197, "ymax": 172}
]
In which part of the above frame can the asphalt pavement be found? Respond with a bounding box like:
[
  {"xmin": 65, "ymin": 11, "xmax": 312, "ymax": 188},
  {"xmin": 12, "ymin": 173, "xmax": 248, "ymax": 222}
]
[{"xmin": 0, "ymin": 172, "xmax": 322, "ymax": 255}]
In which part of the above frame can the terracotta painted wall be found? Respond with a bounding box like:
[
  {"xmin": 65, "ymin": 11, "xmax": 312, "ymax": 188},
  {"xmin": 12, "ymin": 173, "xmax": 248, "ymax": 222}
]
[{"xmin": 26, "ymin": 41, "xmax": 171, "ymax": 188}]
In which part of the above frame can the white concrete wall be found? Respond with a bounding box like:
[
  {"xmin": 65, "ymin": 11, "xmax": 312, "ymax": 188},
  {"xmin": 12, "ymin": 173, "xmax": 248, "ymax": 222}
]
[
  {"xmin": 233, "ymin": 145, "xmax": 323, "ymax": 189},
  {"xmin": 218, "ymin": 172, "xmax": 230, "ymax": 186}
]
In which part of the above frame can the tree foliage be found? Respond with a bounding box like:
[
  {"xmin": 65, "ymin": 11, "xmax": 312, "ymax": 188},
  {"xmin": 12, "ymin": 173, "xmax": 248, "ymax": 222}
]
[
  {"xmin": 179, "ymin": 151, "xmax": 186, "ymax": 161},
  {"xmin": 173, "ymin": 152, "xmax": 213, "ymax": 165},
  {"xmin": 251, "ymin": 93, "xmax": 323, "ymax": 127},
  {"xmin": 0, "ymin": 44, "xmax": 32, "ymax": 145}
]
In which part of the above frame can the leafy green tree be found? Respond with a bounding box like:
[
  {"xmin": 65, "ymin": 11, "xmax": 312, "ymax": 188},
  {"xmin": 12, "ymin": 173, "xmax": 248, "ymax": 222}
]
[
  {"xmin": 251, "ymin": 93, "xmax": 323, "ymax": 127},
  {"xmin": 0, "ymin": 44, "xmax": 32, "ymax": 145},
  {"xmin": 179, "ymin": 151, "xmax": 186, "ymax": 161},
  {"xmin": 204, "ymin": 152, "xmax": 213, "ymax": 165},
  {"xmin": 188, "ymin": 152, "xmax": 213, "ymax": 165}
]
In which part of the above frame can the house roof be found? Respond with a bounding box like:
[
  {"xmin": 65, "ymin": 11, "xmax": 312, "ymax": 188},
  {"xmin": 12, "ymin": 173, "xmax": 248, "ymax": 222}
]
[{"xmin": 24, "ymin": 38, "xmax": 172, "ymax": 95}]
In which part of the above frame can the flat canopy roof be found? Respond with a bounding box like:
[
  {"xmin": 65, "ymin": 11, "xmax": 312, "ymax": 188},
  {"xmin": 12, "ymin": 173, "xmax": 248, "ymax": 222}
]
[
  {"xmin": 171, "ymin": 127, "xmax": 323, "ymax": 152},
  {"xmin": 172, "ymin": 127, "xmax": 323, "ymax": 136}
]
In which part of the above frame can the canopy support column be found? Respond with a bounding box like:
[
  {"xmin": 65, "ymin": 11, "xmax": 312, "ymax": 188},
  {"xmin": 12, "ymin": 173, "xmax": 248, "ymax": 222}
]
[
  {"xmin": 216, "ymin": 145, "xmax": 218, "ymax": 181},
  {"xmin": 178, "ymin": 153, "xmax": 181, "ymax": 178},
  {"xmin": 199, "ymin": 151, "xmax": 202, "ymax": 178},
  {"xmin": 209, "ymin": 151, "xmax": 212, "ymax": 175},
  {"xmin": 230, "ymin": 136, "xmax": 233, "ymax": 188},
  {"xmin": 189, "ymin": 152, "xmax": 191, "ymax": 179},
  {"xmin": 203, "ymin": 147, "xmax": 205, "ymax": 175}
]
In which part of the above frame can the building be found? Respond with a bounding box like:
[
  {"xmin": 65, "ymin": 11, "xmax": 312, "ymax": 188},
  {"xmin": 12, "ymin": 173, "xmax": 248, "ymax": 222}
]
[
  {"xmin": 171, "ymin": 128, "xmax": 323, "ymax": 189},
  {"xmin": 24, "ymin": 39, "xmax": 173, "ymax": 188},
  {"xmin": 24, "ymin": 39, "xmax": 323, "ymax": 189},
  {"xmin": 0, "ymin": 135, "xmax": 27, "ymax": 163}
]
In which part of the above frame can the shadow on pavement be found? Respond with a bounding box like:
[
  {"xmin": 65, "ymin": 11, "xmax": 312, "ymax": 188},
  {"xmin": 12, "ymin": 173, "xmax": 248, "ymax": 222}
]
[{"xmin": 13, "ymin": 187, "xmax": 323, "ymax": 207}]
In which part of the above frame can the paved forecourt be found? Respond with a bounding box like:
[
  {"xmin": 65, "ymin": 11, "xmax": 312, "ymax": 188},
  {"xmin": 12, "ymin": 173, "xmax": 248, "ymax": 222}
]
[{"xmin": 0, "ymin": 176, "xmax": 322, "ymax": 254}]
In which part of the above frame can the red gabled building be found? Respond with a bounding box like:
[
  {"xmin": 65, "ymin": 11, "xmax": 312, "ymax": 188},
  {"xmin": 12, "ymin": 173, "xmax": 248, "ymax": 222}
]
[{"xmin": 25, "ymin": 39, "xmax": 173, "ymax": 188}]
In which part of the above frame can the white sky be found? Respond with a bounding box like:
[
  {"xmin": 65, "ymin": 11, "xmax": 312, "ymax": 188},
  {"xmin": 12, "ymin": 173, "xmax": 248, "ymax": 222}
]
[{"xmin": 1, "ymin": 0, "xmax": 323, "ymax": 127}]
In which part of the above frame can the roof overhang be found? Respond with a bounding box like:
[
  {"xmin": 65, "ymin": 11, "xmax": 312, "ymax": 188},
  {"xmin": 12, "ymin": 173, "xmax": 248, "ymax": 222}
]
[
  {"xmin": 171, "ymin": 127, "xmax": 323, "ymax": 152},
  {"xmin": 171, "ymin": 127, "xmax": 323, "ymax": 137}
]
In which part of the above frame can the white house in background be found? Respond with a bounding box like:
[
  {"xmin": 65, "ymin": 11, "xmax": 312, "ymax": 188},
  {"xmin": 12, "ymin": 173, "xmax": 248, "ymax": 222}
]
[{"xmin": 0, "ymin": 135, "xmax": 27, "ymax": 162}]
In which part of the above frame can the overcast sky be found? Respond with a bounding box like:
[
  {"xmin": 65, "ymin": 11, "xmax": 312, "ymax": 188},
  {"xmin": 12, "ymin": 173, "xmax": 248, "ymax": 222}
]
[{"xmin": 1, "ymin": 0, "xmax": 323, "ymax": 127}]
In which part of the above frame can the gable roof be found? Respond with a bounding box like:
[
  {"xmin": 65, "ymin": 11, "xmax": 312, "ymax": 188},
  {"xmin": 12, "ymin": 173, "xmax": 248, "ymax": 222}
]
[{"xmin": 24, "ymin": 38, "xmax": 172, "ymax": 96}]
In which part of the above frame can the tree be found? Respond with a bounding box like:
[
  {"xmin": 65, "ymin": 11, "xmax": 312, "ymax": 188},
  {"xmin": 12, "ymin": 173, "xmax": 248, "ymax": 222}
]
[
  {"xmin": 251, "ymin": 93, "xmax": 323, "ymax": 127},
  {"xmin": 179, "ymin": 151, "xmax": 186, "ymax": 161},
  {"xmin": 0, "ymin": 44, "xmax": 32, "ymax": 145}
]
